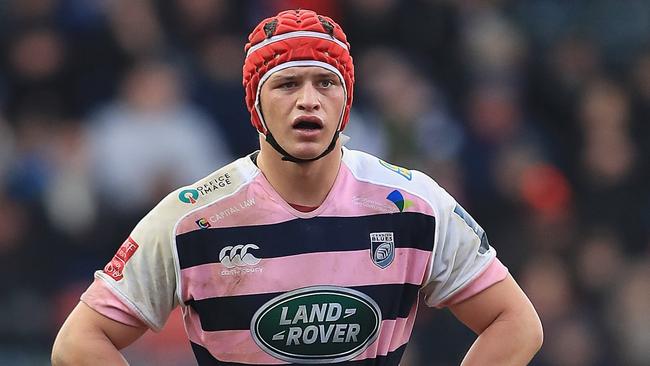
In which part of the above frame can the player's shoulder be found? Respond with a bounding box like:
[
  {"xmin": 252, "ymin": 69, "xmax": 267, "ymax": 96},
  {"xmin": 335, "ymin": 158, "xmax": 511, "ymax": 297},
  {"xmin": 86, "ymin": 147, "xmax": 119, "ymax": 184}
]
[
  {"xmin": 143, "ymin": 155, "xmax": 259, "ymax": 227},
  {"xmin": 342, "ymin": 148, "xmax": 435, "ymax": 190},
  {"xmin": 342, "ymin": 148, "xmax": 456, "ymax": 212}
]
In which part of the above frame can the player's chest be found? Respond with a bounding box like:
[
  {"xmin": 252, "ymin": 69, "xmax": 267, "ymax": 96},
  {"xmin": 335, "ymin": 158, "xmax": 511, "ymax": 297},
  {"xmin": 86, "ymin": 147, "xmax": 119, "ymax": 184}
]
[{"xmin": 176, "ymin": 213, "xmax": 435, "ymax": 299}]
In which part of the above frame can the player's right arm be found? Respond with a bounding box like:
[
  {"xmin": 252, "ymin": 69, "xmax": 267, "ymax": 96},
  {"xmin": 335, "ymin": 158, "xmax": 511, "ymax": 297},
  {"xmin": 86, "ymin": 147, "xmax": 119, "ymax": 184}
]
[
  {"xmin": 50, "ymin": 188, "xmax": 187, "ymax": 365},
  {"xmin": 51, "ymin": 301, "xmax": 147, "ymax": 366}
]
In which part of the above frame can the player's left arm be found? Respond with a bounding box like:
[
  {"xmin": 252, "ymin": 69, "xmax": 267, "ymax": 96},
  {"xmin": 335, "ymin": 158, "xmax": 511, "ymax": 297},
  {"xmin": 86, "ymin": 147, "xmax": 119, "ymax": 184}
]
[{"xmin": 449, "ymin": 273, "xmax": 543, "ymax": 366}]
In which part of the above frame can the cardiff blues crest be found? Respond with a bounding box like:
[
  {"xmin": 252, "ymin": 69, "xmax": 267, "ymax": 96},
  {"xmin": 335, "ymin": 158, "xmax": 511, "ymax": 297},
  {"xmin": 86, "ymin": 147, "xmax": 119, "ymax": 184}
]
[{"xmin": 370, "ymin": 232, "xmax": 395, "ymax": 269}]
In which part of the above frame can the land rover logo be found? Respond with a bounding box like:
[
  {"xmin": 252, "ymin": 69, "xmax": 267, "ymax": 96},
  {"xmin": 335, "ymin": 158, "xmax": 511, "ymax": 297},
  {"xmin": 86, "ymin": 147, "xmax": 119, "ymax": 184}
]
[{"xmin": 250, "ymin": 286, "xmax": 382, "ymax": 364}]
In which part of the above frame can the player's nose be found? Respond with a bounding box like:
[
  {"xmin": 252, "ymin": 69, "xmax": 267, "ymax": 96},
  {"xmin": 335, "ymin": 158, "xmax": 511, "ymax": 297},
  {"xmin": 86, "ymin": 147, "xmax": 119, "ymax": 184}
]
[{"xmin": 296, "ymin": 83, "xmax": 320, "ymax": 111}]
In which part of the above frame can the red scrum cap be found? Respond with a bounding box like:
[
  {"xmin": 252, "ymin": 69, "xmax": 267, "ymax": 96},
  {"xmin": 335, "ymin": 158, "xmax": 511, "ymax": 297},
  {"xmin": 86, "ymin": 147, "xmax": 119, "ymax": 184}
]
[{"xmin": 243, "ymin": 9, "xmax": 354, "ymax": 134}]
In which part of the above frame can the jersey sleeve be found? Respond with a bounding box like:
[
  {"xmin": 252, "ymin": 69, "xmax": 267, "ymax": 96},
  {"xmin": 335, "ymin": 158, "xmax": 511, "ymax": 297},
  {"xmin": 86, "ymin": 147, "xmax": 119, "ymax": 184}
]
[
  {"xmin": 81, "ymin": 278, "xmax": 148, "ymax": 328},
  {"xmin": 421, "ymin": 184, "xmax": 507, "ymax": 308},
  {"xmin": 86, "ymin": 197, "xmax": 181, "ymax": 331}
]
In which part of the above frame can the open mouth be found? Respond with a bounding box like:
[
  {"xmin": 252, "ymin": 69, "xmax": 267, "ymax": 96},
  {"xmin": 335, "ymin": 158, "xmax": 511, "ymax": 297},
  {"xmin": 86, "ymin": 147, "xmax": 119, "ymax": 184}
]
[
  {"xmin": 292, "ymin": 116, "xmax": 323, "ymax": 130},
  {"xmin": 294, "ymin": 121, "xmax": 322, "ymax": 130}
]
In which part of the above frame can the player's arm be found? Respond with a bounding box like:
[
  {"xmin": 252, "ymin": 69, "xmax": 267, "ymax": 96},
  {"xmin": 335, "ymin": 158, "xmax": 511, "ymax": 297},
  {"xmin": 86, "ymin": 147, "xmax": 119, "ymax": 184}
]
[
  {"xmin": 51, "ymin": 190, "xmax": 181, "ymax": 365},
  {"xmin": 51, "ymin": 301, "xmax": 148, "ymax": 366},
  {"xmin": 449, "ymin": 274, "xmax": 543, "ymax": 366}
]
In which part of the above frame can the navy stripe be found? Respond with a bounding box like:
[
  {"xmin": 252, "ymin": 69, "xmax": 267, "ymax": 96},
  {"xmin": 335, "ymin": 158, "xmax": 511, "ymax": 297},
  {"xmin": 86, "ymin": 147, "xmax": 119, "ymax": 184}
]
[
  {"xmin": 187, "ymin": 283, "xmax": 419, "ymax": 332},
  {"xmin": 177, "ymin": 213, "xmax": 435, "ymax": 269},
  {"xmin": 190, "ymin": 342, "xmax": 222, "ymax": 365},
  {"xmin": 190, "ymin": 341, "xmax": 407, "ymax": 365}
]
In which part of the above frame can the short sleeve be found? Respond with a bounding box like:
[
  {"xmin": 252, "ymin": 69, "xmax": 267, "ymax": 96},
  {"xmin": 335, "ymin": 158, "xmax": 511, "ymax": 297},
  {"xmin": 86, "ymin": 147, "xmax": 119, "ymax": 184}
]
[
  {"xmin": 421, "ymin": 189, "xmax": 505, "ymax": 307},
  {"xmin": 91, "ymin": 200, "xmax": 180, "ymax": 331},
  {"xmin": 81, "ymin": 278, "xmax": 148, "ymax": 328}
]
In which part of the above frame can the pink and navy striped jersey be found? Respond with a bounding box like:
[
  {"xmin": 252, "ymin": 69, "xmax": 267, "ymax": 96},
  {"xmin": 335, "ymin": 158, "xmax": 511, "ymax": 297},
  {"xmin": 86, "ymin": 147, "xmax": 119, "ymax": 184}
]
[{"xmin": 82, "ymin": 148, "xmax": 507, "ymax": 365}]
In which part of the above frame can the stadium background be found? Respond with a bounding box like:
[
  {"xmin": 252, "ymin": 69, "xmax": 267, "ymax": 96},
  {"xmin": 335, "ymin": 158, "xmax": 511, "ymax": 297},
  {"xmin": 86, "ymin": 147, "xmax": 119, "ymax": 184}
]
[{"xmin": 0, "ymin": 0, "xmax": 648, "ymax": 365}]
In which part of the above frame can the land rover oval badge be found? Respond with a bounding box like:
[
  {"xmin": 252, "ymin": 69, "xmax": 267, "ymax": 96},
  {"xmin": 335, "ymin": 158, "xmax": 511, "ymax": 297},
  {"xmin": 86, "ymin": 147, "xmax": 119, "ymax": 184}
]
[{"xmin": 250, "ymin": 286, "xmax": 382, "ymax": 363}]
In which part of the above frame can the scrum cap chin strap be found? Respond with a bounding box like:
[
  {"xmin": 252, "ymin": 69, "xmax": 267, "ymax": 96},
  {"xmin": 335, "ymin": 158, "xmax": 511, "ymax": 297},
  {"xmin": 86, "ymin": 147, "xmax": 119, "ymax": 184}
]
[{"xmin": 264, "ymin": 129, "xmax": 340, "ymax": 163}]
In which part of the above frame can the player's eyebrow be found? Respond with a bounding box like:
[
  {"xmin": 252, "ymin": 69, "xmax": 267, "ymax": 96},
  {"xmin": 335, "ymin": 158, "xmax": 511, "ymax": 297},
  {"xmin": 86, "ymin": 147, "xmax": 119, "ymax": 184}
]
[
  {"xmin": 313, "ymin": 71, "xmax": 337, "ymax": 78},
  {"xmin": 269, "ymin": 73, "xmax": 299, "ymax": 82}
]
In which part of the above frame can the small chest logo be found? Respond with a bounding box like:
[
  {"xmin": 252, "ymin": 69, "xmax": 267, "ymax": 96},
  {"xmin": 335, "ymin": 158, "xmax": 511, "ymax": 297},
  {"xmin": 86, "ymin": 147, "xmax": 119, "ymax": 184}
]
[
  {"xmin": 195, "ymin": 218, "xmax": 211, "ymax": 229},
  {"xmin": 219, "ymin": 244, "xmax": 261, "ymax": 268},
  {"xmin": 370, "ymin": 232, "xmax": 395, "ymax": 269},
  {"xmin": 386, "ymin": 190, "xmax": 413, "ymax": 212}
]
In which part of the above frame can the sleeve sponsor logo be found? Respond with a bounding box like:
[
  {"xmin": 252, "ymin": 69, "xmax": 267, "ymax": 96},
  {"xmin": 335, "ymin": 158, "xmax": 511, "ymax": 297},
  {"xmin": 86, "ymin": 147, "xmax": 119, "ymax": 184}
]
[
  {"xmin": 178, "ymin": 173, "xmax": 234, "ymax": 204},
  {"xmin": 103, "ymin": 237, "xmax": 139, "ymax": 281},
  {"xmin": 250, "ymin": 286, "xmax": 381, "ymax": 364},
  {"xmin": 179, "ymin": 189, "xmax": 199, "ymax": 204},
  {"xmin": 378, "ymin": 159, "xmax": 412, "ymax": 180}
]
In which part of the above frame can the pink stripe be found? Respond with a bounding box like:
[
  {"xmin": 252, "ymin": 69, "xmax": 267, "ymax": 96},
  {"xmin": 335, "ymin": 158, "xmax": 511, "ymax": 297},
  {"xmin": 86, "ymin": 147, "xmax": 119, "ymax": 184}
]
[
  {"xmin": 80, "ymin": 278, "xmax": 147, "ymax": 328},
  {"xmin": 184, "ymin": 305, "xmax": 416, "ymax": 364},
  {"xmin": 176, "ymin": 165, "xmax": 435, "ymax": 236},
  {"xmin": 438, "ymin": 257, "xmax": 509, "ymax": 307},
  {"xmin": 322, "ymin": 165, "xmax": 435, "ymax": 217},
  {"xmin": 181, "ymin": 248, "xmax": 431, "ymax": 301},
  {"xmin": 176, "ymin": 182, "xmax": 296, "ymax": 235}
]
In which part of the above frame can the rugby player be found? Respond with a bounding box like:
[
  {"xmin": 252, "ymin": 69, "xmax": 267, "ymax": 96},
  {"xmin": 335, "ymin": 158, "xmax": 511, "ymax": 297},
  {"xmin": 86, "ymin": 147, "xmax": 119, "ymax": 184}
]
[{"xmin": 52, "ymin": 9, "xmax": 542, "ymax": 365}]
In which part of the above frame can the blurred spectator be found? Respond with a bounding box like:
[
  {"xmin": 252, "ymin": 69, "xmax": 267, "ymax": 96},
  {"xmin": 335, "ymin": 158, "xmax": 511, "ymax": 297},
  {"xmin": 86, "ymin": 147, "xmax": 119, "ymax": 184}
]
[
  {"xmin": 575, "ymin": 77, "xmax": 646, "ymax": 252},
  {"xmin": 607, "ymin": 259, "xmax": 650, "ymax": 366},
  {"xmin": 540, "ymin": 315, "xmax": 606, "ymax": 366},
  {"xmin": 3, "ymin": 25, "xmax": 73, "ymax": 122},
  {"xmin": 158, "ymin": 0, "xmax": 240, "ymax": 53},
  {"xmin": 341, "ymin": 0, "xmax": 465, "ymax": 100},
  {"xmin": 575, "ymin": 228, "xmax": 626, "ymax": 301},
  {"xmin": 43, "ymin": 119, "xmax": 97, "ymax": 237},
  {"xmin": 189, "ymin": 33, "xmax": 258, "ymax": 155},
  {"xmin": 340, "ymin": 109, "xmax": 388, "ymax": 159},
  {"xmin": 579, "ymin": 78, "xmax": 635, "ymax": 185},
  {"xmin": 0, "ymin": 184, "xmax": 62, "ymax": 357},
  {"xmin": 87, "ymin": 60, "xmax": 233, "ymax": 214},
  {"xmin": 459, "ymin": 3, "xmax": 527, "ymax": 81},
  {"xmin": 526, "ymin": 33, "xmax": 603, "ymax": 174},
  {"xmin": 461, "ymin": 80, "xmax": 550, "ymax": 217},
  {"xmin": 358, "ymin": 48, "xmax": 464, "ymax": 176},
  {"xmin": 519, "ymin": 256, "xmax": 575, "ymax": 325},
  {"xmin": 4, "ymin": 111, "xmax": 56, "ymax": 203},
  {"xmin": 340, "ymin": 0, "xmax": 400, "ymax": 52},
  {"xmin": 105, "ymin": 0, "xmax": 165, "ymax": 59}
]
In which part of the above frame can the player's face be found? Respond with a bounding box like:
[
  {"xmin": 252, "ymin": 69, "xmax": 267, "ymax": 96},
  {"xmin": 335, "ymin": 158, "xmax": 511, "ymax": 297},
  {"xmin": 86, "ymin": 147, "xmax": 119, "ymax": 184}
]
[{"xmin": 259, "ymin": 66, "xmax": 345, "ymax": 159}]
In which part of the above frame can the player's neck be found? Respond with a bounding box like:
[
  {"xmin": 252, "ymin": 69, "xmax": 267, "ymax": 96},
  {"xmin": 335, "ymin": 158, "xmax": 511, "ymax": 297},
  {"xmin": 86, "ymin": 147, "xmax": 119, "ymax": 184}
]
[{"xmin": 257, "ymin": 142, "xmax": 342, "ymax": 207}]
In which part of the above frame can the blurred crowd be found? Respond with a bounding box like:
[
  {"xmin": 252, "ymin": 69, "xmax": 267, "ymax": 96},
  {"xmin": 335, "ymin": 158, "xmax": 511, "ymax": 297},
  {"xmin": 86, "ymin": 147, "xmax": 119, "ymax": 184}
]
[{"xmin": 0, "ymin": 0, "xmax": 648, "ymax": 365}]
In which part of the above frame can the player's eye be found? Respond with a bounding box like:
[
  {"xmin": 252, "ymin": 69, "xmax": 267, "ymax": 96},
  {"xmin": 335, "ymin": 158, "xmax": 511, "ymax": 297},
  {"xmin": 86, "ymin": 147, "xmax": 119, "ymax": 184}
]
[
  {"xmin": 318, "ymin": 79, "xmax": 334, "ymax": 88},
  {"xmin": 278, "ymin": 81, "xmax": 297, "ymax": 89}
]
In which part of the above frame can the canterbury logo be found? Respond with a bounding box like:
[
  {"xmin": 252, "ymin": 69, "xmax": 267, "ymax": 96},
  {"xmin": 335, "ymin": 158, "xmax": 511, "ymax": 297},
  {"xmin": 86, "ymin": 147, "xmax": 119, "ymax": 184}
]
[{"xmin": 219, "ymin": 244, "xmax": 261, "ymax": 268}]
